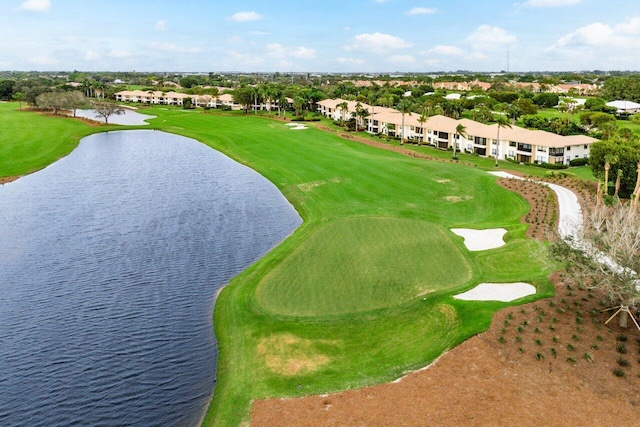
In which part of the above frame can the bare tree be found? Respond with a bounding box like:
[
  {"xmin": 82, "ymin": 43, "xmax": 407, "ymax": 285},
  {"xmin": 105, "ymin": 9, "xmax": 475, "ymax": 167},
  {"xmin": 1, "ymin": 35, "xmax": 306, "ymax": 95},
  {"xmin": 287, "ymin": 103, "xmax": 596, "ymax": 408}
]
[
  {"xmin": 549, "ymin": 204, "xmax": 640, "ymax": 329},
  {"xmin": 91, "ymin": 100, "xmax": 124, "ymax": 124}
]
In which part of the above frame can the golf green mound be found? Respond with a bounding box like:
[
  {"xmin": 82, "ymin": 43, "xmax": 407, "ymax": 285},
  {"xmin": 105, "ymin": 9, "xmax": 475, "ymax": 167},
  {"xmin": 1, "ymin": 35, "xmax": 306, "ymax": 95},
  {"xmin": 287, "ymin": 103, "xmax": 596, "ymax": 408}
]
[{"xmin": 255, "ymin": 217, "xmax": 473, "ymax": 316}]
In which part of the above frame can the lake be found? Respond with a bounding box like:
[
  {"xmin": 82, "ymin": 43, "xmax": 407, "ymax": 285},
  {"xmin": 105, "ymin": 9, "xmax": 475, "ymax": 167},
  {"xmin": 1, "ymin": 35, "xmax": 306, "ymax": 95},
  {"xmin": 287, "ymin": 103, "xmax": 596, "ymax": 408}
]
[
  {"xmin": 0, "ymin": 130, "xmax": 301, "ymax": 426},
  {"xmin": 73, "ymin": 108, "xmax": 155, "ymax": 125}
]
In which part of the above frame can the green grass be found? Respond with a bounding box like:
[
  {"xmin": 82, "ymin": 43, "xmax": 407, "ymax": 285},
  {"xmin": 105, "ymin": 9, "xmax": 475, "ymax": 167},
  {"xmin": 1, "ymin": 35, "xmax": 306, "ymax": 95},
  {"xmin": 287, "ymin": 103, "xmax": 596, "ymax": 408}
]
[
  {"xmin": 1, "ymin": 103, "xmax": 556, "ymax": 426},
  {"xmin": 0, "ymin": 102, "xmax": 109, "ymax": 178},
  {"xmin": 256, "ymin": 218, "xmax": 473, "ymax": 316}
]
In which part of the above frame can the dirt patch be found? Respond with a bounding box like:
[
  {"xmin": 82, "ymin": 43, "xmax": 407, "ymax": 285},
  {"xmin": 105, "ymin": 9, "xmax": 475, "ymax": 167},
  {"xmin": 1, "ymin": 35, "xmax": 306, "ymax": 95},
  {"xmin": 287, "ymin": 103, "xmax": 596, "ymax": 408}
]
[
  {"xmin": 252, "ymin": 274, "xmax": 640, "ymax": 426},
  {"xmin": 256, "ymin": 334, "xmax": 333, "ymax": 376},
  {"xmin": 0, "ymin": 176, "xmax": 20, "ymax": 185}
]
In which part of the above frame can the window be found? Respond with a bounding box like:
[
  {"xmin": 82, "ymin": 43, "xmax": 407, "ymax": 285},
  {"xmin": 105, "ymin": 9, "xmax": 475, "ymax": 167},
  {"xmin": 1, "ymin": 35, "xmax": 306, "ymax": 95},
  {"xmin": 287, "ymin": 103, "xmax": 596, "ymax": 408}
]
[
  {"xmin": 566, "ymin": 146, "xmax": 571, "ymax": 151},
  {"xmin": 584, "ymin": 145, "xmax": 588, "ymax": 149},
  {"xmin": 509, "ymin": 141, "xmax": 516, "ymax": 147}
]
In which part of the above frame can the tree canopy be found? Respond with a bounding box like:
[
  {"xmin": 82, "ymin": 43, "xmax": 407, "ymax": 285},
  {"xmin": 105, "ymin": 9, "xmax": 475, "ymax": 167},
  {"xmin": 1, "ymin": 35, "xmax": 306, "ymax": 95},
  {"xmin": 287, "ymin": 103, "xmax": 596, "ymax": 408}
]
[{"xmin": 590, "ymin": 137, "xmax": 640, "ymax": 198}]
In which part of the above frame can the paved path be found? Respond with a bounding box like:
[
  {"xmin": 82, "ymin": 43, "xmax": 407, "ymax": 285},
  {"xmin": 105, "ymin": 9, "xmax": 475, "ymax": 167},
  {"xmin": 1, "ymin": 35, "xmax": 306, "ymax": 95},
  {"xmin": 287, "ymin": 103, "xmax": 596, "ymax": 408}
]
[{"xmin": 488, "ymin": 171, "xmax": 583, "ymax": 238}]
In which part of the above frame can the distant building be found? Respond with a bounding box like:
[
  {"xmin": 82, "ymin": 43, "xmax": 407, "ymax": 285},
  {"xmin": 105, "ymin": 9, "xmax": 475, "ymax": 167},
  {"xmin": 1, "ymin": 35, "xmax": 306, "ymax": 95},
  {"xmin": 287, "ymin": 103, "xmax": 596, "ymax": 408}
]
[
  {"xmin": 317, "ymin": 98, "xmax": 597, "ymax": 165},
  {"xmin": 605, "ymin": 100, "xmax": 640, "ymax": 115}
]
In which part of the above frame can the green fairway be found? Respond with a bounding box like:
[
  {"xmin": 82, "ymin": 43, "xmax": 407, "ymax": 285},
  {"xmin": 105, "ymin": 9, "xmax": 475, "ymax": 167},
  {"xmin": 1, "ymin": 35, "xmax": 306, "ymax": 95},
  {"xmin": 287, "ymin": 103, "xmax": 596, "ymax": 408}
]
[
  {"xmin": 0, "ymin": 102, "xmax": 104, "ymax": 178},
  {"xmin": 256, "ymin": 218, "xmax": 473, "ymax": 316},
  {"xmin": 1, "ymin": 103, "xmax": 555, "ymax": 427}
]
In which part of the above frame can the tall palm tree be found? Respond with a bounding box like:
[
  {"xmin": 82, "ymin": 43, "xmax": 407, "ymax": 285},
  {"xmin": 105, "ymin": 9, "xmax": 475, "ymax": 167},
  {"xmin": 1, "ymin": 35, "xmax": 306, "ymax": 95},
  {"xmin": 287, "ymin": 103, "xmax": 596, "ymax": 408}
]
[
  {"xmin": 603, "ymin": 154, "xmax": 619, "ymax": 196},
  {"xmin": 337, "ymin": 101, "xmax": 349, "ymax": 125},
  {"xmin": 357, "ymin": 107, "xmax": 370, "ymax": 132},
  {"xmin": 277, "ymin": 92, "xmax": 288, "ymax": 118},
  {"xmin": 355, "ymin": 102, "xmax": 362, "ymax": 129},
  {"xmin": 418, "ymin": 111, "xmax": 428, "ymax": 145},
  {"xmin": 397, "ymin": 100, "xmax": 412, "ymax": 145},
  {"xmin": 494, "ymin": 115, "xmax": 511, "ymax": 167},
  {"xmin": 367, "ymin": 92, "xmax": 377, "ymax": 133},
  {"xmin": 454, "ymin": 123, "xmax": 467, "ymax": 159}
]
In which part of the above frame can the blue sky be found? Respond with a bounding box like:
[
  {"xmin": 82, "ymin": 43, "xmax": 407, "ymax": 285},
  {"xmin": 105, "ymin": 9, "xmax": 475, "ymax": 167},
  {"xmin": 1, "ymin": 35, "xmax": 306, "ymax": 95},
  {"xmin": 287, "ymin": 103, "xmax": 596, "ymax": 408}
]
[{"xmin": 1, "ymin": 0, "xmax": 639, "ymax": 72}]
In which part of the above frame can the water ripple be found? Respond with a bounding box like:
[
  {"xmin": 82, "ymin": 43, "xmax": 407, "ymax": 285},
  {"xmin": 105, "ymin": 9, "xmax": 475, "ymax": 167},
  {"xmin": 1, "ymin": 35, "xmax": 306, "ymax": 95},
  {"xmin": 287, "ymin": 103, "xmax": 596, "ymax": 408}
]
[{"xmin": 0, "ymin": 130, "xmax": 301, "ymax": 426}]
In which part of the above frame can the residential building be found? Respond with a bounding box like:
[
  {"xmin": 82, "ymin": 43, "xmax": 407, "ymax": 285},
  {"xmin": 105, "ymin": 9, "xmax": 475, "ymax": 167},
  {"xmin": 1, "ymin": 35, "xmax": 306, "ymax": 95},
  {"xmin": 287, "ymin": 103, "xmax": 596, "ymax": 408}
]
[{"xmin": 316, "ymin": 98, "xmax": 598, "ymax": 165}]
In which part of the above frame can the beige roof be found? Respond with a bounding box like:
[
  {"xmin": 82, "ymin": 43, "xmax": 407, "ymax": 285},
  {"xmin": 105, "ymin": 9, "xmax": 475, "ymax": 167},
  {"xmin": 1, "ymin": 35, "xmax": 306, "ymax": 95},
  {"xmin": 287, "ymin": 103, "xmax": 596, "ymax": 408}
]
[{"xmin": 319, "ymin": 98, "xmax": 599, "ymax": 149}]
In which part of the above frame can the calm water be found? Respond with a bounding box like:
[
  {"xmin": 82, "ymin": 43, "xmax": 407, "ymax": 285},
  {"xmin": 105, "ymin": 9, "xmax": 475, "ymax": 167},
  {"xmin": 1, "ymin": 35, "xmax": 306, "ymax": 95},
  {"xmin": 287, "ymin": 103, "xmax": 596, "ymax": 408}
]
[
  {"xmin": 0, "ymin": 130, "xmax": 301, "ymax": 426},
  {"xmin": 74, "ymin": 108, "xmax": 155, "ymax": 125}
]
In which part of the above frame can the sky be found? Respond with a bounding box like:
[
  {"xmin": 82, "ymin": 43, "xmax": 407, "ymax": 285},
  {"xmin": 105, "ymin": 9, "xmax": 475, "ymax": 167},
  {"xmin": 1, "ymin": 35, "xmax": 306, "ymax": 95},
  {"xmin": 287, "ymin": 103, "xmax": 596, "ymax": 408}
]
[{"xmin": 1, "ymin": 0, "xmax": 639, "ymax": 73}]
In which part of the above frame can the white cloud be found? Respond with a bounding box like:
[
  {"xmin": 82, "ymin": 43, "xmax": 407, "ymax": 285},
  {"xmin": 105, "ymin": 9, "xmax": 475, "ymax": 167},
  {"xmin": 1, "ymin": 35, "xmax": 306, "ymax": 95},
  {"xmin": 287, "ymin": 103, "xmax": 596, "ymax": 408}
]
[
  {"xmin": 84, "ymin": 50, "xmax": 101, "ymax": 61},
  {"xmin": 108, "ymin": 49, "xmax": 132, "ymax": 58},
  {"xmin": 148, "ymin": 42, "xmax": 201, "ymax": 53},
  {"xmin": 345, "ymin": 32, "xmax": 413, "ymax": 54},
  {"xmin": 227, "ymin": 11, "xmax": 263, "ymax": 22},
  {"xmin": 465, "ymin": 25, "xmax": 517, "ymax": 51},
  {"xmin": 550, "ymin": 17, "xmax": 640, "ymax": 50},
  {"xmin": 226, "ymin": 49, "xmax": 265, "ymax": 67},
  {"xmin": 386, "ymin": 54, "xmax": 416, "ymax": 64},
  {"xmin": 336, "ymin": 57, "xmax": 365, "ymax": 65},
  {"xmin": 18, "ymin": 0, "xmax": 51, "ymax": 12},
  {"xmin": 265, "ymin": 43, "xmax": 316, "ymax": 61},
  {"xmin": 423, "ymin": 45, "xmax": 466, "ymax": 56},
  {"xmin": 28, "ymin": 55, "xmax": 58, "ymax": 65},
  {"xmin": 406, "ymin": 7, "xmax": 436, "ymax": 15},
  {"xmin": 522, "ymin": 0, "xmax": 582, "ymax": 6},
  {"xmin": 615, "ymin": 16, "xmax": 640, "ymax": 35},
  {"xmin": 154, "ymin": 20, "xmax": 167, "ymax": 31}
]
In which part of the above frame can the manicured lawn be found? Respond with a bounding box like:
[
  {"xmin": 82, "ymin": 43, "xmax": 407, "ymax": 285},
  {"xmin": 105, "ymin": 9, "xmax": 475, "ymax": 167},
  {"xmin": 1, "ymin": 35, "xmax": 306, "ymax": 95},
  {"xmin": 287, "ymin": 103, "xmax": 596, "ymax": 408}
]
[
  {"xmin": 1, "ymin": 104, "xmax": 556, "ymax": 426},
  {"xmin": 0, "ymin": 102, "xmax": 104, "ymax": 178},
  {"xmin": 256, "ymin": 218, "xmax": 473, "ymax": 316}
]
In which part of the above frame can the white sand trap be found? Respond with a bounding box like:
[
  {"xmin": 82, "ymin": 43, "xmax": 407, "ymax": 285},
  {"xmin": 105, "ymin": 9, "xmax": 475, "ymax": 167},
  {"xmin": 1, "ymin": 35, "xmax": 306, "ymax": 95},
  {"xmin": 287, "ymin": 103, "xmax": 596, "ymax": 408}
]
[
  {"xmin": 454, "ymin": 282, "xmax": 536, "ymax": 302},
  {"xmin": 451, "ymin": 228, "xmax": 507, "ymax": 251},
  {"xmin": 286, "ymin": 123, "xmax": 308, "ymax": 130}
]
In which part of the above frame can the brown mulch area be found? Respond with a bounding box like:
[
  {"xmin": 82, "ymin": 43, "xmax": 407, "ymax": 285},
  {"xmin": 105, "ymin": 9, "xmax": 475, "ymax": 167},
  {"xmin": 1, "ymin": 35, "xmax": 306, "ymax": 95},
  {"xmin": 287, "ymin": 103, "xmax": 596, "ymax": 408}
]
[
  {"xmin": 251, "ymin": 174, "xmax": 640, "ymax": 427},
  {"xmin": 252, "ymin": 276, "xmax": 640, "ymax": 427},
  {"xmin": 0, "ymin": 176, "xmax": 19, "ymax": 185}
]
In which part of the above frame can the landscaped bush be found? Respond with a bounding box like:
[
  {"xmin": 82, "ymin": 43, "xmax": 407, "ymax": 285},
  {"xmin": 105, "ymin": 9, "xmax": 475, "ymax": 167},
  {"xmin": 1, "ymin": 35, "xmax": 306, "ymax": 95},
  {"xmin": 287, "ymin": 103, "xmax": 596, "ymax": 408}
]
[
  {"xmin": 569, "ymin": 158, "xmax": 589, "ymax": 166},
  {"xmin": 545, "ymin": 170, "xmax": 575, "ymax": 178},
  {"xmin": 526, "ymin": 162, "xmax": 568, "ymax": 170}
]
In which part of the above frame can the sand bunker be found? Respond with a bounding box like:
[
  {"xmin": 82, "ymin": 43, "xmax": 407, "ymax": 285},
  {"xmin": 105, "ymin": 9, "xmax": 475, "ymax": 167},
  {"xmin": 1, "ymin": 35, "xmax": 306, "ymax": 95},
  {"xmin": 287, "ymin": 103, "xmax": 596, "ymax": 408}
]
[
  {"xmin": 286, "ymin": 123, "xmax": 308, "ymax": 130},
  {"xmin": 451, "ymin": 228, "xmax": 507, "ymax": 251},
  {"xmin": 454, "ymin": 282, "xmax": 536, "ymax": 302}
]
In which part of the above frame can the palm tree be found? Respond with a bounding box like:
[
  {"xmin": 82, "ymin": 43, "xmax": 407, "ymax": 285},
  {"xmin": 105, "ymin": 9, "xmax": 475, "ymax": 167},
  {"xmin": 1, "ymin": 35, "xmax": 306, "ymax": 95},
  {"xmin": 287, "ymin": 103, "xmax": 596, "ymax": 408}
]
[
  {"xmin": 337, "ymin": 101, "xmax": 349, "ymax": 125},
  {"xmin": 494, "ymin": 115, "xmax": 511, "ymax": 167},
  {"xmin": 603, "ymin": 154, "xmax": 619, "ymax": 197},
  {"xmin": 367, "ymin": 92, "xmax": 377, "ymax": 133},
  {"xmin": 454, "ymin": 123, "xmax": 467, "ymax": 159},
  {"xmin": 397, "ymin": 100, "xmax": 412, "ymax": 145},
  {"xmin": 357, "ymin": 107, "xmax": 370, "ymax": 132},
  {"xmin": 418, "ymin": 111, "xmax": 428, "ymax": 145},
  {"xmin": 355, "ymin": 102, "xmax": 362, "ymax": 129},
  {"xmin": 277, "ymin": 92, "xmax": 288, "ymax": 118}
]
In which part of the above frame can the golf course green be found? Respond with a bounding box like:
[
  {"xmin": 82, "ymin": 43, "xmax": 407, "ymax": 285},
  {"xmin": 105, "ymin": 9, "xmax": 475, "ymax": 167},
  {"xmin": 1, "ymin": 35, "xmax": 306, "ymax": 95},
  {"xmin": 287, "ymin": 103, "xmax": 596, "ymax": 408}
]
[{"xmin": 0, "ymin": 102, "xmax": 554, "ymax": 426}]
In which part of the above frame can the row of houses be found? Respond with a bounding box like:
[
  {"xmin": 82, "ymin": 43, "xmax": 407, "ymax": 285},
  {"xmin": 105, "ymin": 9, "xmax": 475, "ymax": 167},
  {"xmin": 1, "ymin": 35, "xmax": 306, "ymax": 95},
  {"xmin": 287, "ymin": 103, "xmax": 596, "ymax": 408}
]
[
  {"xmin": 114, "ymin": 90, "xmax": 241, "ymax": 109},
  {"xmin": 317, "ymin": 98, "xmax": 597, "ymax": 165},
  {"xmin": 341, "ymin": 80, "xmax": 599, "ymax": 95}
]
